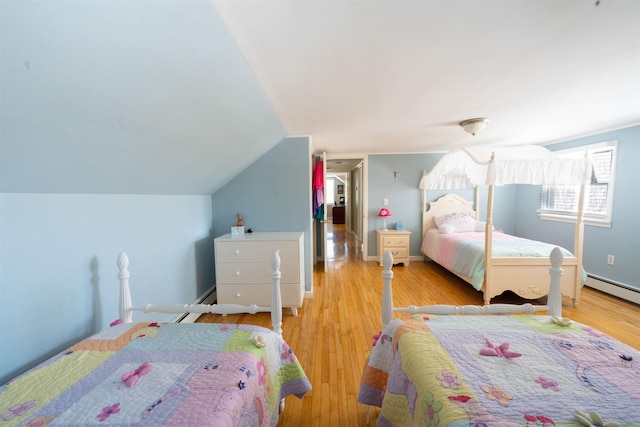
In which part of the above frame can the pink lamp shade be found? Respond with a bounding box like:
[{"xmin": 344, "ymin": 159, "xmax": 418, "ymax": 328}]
[
  {"xmin": 378, "ymin": 208, "xmax": 391, "ymax": 229},
  {"xmin": 378, "ymin": 208, "xmax": 391, "ymax": 218}
]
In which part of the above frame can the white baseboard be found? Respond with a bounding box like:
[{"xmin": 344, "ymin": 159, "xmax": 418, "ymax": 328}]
[
  {"xmin": 585, "ymin": 275, "xmax": 640, "ymax": 305},
  {"xmin": 366, "ymin": 255, "xmax": 426, "ymax": 262}
]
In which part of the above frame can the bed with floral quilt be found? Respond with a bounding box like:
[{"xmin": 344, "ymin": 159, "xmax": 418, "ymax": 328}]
[
  {"xmin": 0, "ymin": 251, "xmax": 312, "ymax": 427},
  {"xmin": 359, "ymin": 314, "xmax": 640, "ymax": 426},
  {"xmin": 357, "ymin": 250, "xmax": 640, "ymax": 426}
]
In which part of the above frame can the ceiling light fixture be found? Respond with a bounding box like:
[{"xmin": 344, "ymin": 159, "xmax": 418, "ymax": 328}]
[{"xmin": 459, "ymin": 118, "xmax": 489, "ymax": 136}]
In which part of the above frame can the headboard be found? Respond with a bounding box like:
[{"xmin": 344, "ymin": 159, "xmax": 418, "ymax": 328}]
[{"xmin": 422, "ymin": 193, "xmax": 475, "ymax": 237}]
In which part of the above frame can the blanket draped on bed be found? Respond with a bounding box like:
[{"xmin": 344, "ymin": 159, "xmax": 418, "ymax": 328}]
[
  {"xmin": 358, "ymin": 316, "xmax": 640, "ymax": 426},
  {"xmin": 1, "ymin": 322, "xmax": 311, "ymax": 427},
  {"xmin": 421, "ymin": 229, "xmax": 586, "ymax": 290}
]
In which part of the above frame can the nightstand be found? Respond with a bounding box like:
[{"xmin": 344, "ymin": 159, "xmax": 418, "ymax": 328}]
[{"xmin": 376, "ymin": 229, "xmax": 411, "ymax": 266}]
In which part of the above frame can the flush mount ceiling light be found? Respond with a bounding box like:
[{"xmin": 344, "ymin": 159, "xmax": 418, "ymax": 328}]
[{"xmin": 459, "ymin": 118, "xmax": 490, "ymax": 136}]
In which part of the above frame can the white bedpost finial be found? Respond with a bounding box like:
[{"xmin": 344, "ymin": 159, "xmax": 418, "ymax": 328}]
[
  {"xmin": 118, "ymin": 252, "xmax": 133, "ymax": 323},
  {"xmin": 486, "ymin": 151, "xmax": 497, "ymax": 186},
  {"xmin": 382, "ymin": 250, "xmax": 394, "ymax": 328},
  {"xmin": 271, "ymin": 251, "xmax": 283, "ymax": 337},
  {"xmin": 547, "ymin": 247, "xmax": 564, "ymax": 317}
]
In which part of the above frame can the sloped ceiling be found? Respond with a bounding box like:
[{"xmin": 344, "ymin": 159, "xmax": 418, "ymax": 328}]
[
  {"xmin": 1, "ymin": 1, "xmax": 639, "ymax": 195},
  {"xmin": 0, "ymin": 0, "xmax": 286, "ymax": 195}
]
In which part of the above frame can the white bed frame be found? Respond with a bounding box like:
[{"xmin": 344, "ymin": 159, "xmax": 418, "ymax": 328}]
[
  {"xmin": 117, "ymin": 250, "xmax": 287, "ymax": 413},
  {"xmin": 365, "ymin": 248, "xmax": 564, "ymax": 424},
  {"xmin": 381, "ymin": 247, "xmax": 564, "ymax": 327},
  {"xmin": 117, "ymin": 250, "xmax": 283, "ymax": 336},
  {"xmin": 421, "ymin": 191, "xmax": 584, "ymax": 306}
]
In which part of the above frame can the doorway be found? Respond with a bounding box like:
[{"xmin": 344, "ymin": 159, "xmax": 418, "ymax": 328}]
[{"xmin": 325, "ymin": 155, "xmax": 367, "ymax": 261}]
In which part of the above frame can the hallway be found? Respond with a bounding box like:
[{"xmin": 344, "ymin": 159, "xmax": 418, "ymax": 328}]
[{"xmin": 325, "ymin": 223, "xmax": 361, "ymax": 263}]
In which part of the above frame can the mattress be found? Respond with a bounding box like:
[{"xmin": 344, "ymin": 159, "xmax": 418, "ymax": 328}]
[{"xmin": 421, "ymin": 228, "xmax": 581, "ymax": 290}]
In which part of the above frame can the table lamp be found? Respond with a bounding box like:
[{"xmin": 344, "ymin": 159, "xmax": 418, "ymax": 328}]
[{"xmin": 378, "ymin": 208, "xmax": 391, "ymax": 230}]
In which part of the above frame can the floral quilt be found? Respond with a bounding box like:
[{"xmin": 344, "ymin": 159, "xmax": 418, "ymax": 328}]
[
  {"xmin": 358, "ymin": 315, "xmax": 640, "ymax": 426},
  {"xmin": 421, "ymin": 229, "xmax": 585, "ymax": 290},
  {"xmin": 1, "ymin": 322, "xmax": 311, "ymax": 427}
]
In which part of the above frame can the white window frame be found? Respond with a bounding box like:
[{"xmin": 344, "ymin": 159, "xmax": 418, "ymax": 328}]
[
  {"xmin": 326, "ymin": 177, "xmax": 335, "ymax": 205},
  {"xmin": 538, "ymin": 140, "xmax": 617, "ymax": 228}
]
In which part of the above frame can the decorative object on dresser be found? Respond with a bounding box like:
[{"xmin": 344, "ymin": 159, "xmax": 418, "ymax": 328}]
[
  {"xmin": 376, "ymin": 229, "xmax": 410, "ymax": 266},
  {"xmin": 377, "ymin": 207, "xmax": 391, "ymax": 230},
  {"xmin": 215, "ymin": 231, "xmax": 305, "ymax": 316}
]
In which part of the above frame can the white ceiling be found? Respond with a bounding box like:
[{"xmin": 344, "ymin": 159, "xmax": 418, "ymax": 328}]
[{"xmin": 214, "ymin": 0, "xmax": 640, "ymax": 154}]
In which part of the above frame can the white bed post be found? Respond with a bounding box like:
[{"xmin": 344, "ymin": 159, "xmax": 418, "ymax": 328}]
[
  {"xmin": 117, "ymin": 252, "xmax": 133, "ymax": 323},
  {"xmin": 421, "ymin": 170, "xmax": 427, "ymax": 214},
  {"xmin": 382, "ymin": 250, "xmax": 394, "ymax": 328},
  {"xmin": 547, "ymin": 247, "xmax": 564, "ymax": 317},
  {"xmin": 483, "ymin": 153, "xmax": 496, "ymax": 305},
  {"xmin": 271, "ymin": 251, "xmax": 283, "ymax": 337},
  {"xmin": 474, "ymin": 186, "xmax": 480, "ymax": 221},
  {"xmin": 571, "ymin": 153, "xmax": 588, "ymax": 307},
  {"xmin": 572, "ymin": 185, "xmax": 585, "ymax": 307}
]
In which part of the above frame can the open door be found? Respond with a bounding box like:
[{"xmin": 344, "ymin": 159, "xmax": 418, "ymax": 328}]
[{"xmin": 312, "ymin": 152, "xmax": 328, "ymax": 273}]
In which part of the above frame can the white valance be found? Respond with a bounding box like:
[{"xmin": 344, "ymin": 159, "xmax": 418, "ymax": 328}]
[{"xmin": 419, "ymin": 145, "xmax": 592, "ymax": 190}]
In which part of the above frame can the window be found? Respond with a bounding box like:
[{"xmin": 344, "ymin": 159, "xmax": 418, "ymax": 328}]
[
  {"xmin": 539, "ymin": 140, "xmax": 617, "ymax": 227},
  {"xmin": 326, "ymin": 177, "xmax": 335, "ymax": 205}
]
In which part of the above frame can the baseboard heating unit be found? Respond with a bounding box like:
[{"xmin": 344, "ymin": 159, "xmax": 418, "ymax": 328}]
[{"xmin": 585, "ymin": 274, "xmax": 640, "ymax": 305}]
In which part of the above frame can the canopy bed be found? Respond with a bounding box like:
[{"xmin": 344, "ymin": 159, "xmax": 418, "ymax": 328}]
[
  {"xmin": 419, "ymin": 145, "xmax": 590, "ymax": 306},
  {"xmin": 358, "ymin": 250, "xmax": 640, "ymax": 426},
  {"xmin": 0, "ymin": 251, "xmax": 311, "ymax": 427}
]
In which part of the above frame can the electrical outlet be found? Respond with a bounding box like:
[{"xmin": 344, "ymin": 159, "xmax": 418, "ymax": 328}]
[
  {"xmin": 383, "ymin": 198, "xmax": 389, "ymax": 206},
  {"xmin": 607, "ymin": 255, "xmax": 615, "ymax": 265}
]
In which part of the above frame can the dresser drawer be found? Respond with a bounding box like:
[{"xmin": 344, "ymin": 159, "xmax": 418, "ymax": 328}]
[
  {"xmin": 382, "ymin": 235, "xmax": 409, "ymax": 247},
  {"xmin": 384, "ymin": 247, "xmax": 408, "ymax": 260},
  {"xmin": 217, "ymin": 283, "xmax": 302, "ymax": 307},
  {"xmin": 216, "ymin": 261, "xmax": 300, "ymax": 284},
  {"xmin": 215, "ymin": 240, "xmax": 299, "ymax": 263}
]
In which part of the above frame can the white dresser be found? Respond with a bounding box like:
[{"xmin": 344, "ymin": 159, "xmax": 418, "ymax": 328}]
[{"xmin": 214, "ymin": 232, "xmax": 305, "ymax": 316}]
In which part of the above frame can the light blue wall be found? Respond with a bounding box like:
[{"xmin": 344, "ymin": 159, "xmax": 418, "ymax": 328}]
[
  {"xmin": 0, "ymin": 0, "xmax": 287, "ymax": 196},
  {"xmin": 367, "ymin": 153, "xmax": 515, "ymax": 257},
  {"xmin": 513, "ymin": 125, "xmax": 640, "ymax": 290},
  {"xmin": 0, "ymin": 194, "xmax": 213, "ymax": 384},
  {"xmin": 211, "ymin": 137, "xmax": 313, "ymax": 289},
  {"xmin": 367, "ymin": 127, "xmax": 638, "ymax": 289}
]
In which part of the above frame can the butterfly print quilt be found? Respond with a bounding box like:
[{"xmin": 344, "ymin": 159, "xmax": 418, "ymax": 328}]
[
  {"xmin": 1, "ymin": 322, "xmax": 311, "ymax": 427},
  {"xmin": 358, "ymin": 315, "xmax": 640, "ymax": 426}
]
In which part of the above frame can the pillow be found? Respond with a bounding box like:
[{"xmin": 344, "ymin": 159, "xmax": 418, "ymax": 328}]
[
  {"xmin": 439, "ymin": 223, "xmax": 456, "ymax": 234},
  {"xmin": 433, "ymin": 211, "xmax": 476, "ymax": 232}
]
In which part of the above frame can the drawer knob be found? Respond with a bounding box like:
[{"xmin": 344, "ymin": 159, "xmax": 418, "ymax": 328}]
[
  {"xmin": 236, "ymin": 293, "xmax": 241, "ymax": 298},
  {"xmin": 234, "ymin": 250, "xmax": 240, "ymax": 255},
  {"xmin": 235, "ymin": 271, "xmax": 240, "ymax": 276}
]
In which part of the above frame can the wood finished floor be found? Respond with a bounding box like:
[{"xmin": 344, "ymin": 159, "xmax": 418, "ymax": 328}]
[{"xmin": 197, "ymin": 224, "xmax": 640, "ymax": 426}]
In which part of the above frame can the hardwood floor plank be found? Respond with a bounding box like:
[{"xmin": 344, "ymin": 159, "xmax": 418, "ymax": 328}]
[{"xmin": 197, "ymin": 223, "xmax": 640, "ymax": 425}]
